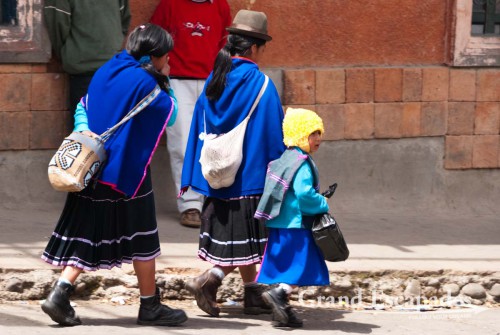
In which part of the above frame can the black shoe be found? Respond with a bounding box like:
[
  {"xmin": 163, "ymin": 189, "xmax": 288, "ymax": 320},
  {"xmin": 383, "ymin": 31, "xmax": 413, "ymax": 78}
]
[
  {"xmin": 137, "ymin": 292, "xmax": 188, "ymax": 326},
  {"xmin": 274, "ymin": 306, "xmax": 303, "ymax": 328},
  {"xmin": 41, "ymin": 281, "xmax": 82, "ymax": 327},
  {"xmin": 261, "ymin": 287, "xmax": 289, "ymax": 324},
  {"xmin": 244, "ymin": 284, "xmax": 272, "ymax": 315}
]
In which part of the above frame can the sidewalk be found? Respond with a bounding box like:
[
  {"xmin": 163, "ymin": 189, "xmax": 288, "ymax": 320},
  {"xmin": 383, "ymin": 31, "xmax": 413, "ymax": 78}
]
[{"xmin": 1, "ymin": 206, "xmax": 499, "ymax": 273}]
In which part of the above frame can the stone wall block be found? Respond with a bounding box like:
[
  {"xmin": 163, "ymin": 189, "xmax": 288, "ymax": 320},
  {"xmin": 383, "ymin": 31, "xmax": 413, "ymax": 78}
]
[
  {"xmin": 477, "ymin": 70, "xmax": 500, "ymax": 102},
  {"xmin": 422, "ymin": 67, "xmax": 449, "ymax": 102},
  {"xmin": 444, "ymin": 135, "xmax": 473, "ymax": 169},
  {"xmin": 0, "ymin": 74, "xmax": 31, "ymax": 112},
  {"xmin": 31, "ymin": 73, "xmax": 68, "ymax": 111},
  {"xmin": 315, "ymin": 69, "xmax": 345, "ymax": 104},
  {"xmin": 421, "ymin": 102, "xmax": 448, "ymax": 136},
  {"xmin": 374, "ymin": 103, "xmax": 403, "ymax": 138},
  {"xmin": 263, "ymin": 69, "xmax": 283, "ymax": 100},
  {"xmin": 375, "ymin": 68, "xmax": 402, "ymax": 102},
  {"xmin": 344, "ymin": 103, "xmax": 374, "ymax": 139},
  {"xmin": 0, "ymin": 112, "xmax": 30, "ymax": 150},
  {"xmin": 447, "ymin": 102, "xmax": 475, "ymax": 135},
  {"xmin": 401, "ymin": 102, "xmax": 421, "ymax": 137},
  {"xmin": 0, "ymin": 65, "xmax": 32, "ymax": 73},
  {"xmin": 30, "ymin": 110, "xmax": 67, "ymax": 149},
  {"xmin": 283, "ymin": 104, "xmax": 316, "ymax": 113},
  {"xmin": 403, "ymin": 68, "xmax": 422, "ymax": 102},
  {"xmin": 498, "ymin": 136, "xmax": 500, "ymax": 170},
  {"xmin": 31, "ymin": 64, "xmax": 48, "ymax": 74},
  {"xmin": 346, "ymin": 68, "xmax": 374, "ymax": 103},
  {"xmin": 283, "ymin": 69, "xmax": 315, "ymax": 105},
  {"xmin": 449, "ymin": 69, "xmax": 476, "ymax": 102},
  {"xmin": 472, "ymin": 135, "xmax": 499, "ymax": 168},
  {"xmin": 474, "ymin": 102, "xmax": 500, "ymax": 135},
  {"xmin": 316, "ymin": 104, "xmax": 345, "ymax": 140}
]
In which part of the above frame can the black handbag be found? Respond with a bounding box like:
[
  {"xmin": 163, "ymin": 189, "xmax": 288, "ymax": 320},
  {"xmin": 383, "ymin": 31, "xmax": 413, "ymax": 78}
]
[{"xmin": 312, "ymin": 183, "xmax": 350, "ymax": 262}]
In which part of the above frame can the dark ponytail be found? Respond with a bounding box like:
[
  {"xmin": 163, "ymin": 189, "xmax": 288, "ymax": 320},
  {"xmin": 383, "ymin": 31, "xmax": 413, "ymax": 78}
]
[
  {"xmin": 126, "ymin": 23, "xmax": 174, "ymax": 92},
  {"xmin": 205, "ymin": 34, "xmax": 266, "ymax": 101}
]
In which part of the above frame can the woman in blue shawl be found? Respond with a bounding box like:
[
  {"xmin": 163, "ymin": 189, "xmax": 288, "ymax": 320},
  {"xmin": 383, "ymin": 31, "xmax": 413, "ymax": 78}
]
[
  {"xmin": 40, "ymin": 24, "xmax": 187, "ymax": 327},
  {"xmin": 181, "ymin": 10, "xmax": 286, "ymax": 317}
]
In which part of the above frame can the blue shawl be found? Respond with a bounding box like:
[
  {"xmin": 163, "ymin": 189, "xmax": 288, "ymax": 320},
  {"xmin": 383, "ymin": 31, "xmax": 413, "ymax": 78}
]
[
  {"xmin": 254, "ymin": 148, "xmax": 320, "ymax": 221},
  {"xmin": 181, "ymin": 57, "xmax": 286, "ymax": 198},
  {"xmin": 85, "ymin": 50, "xmax": 175, "ymax": 197}
]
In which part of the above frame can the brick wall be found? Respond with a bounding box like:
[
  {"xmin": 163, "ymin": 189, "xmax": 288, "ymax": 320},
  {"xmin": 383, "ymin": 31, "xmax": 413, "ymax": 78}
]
[
  {"xmin": 283, "ymin": 67, "xmax": 500, "ymax": 169},
  {"xmin": 0, "ymin": 61, "xmax": 69, "ymax": 151}
]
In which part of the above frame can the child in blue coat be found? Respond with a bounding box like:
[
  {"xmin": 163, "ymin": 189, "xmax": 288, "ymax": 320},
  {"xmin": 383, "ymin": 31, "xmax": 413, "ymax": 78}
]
[{"xmin": 254, "ymin": 108, "xmax": 330, "ymax": 328}]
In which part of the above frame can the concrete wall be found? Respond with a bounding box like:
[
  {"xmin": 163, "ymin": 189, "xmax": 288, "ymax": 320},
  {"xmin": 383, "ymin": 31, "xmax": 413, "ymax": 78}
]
[{"xmin": 2, "ymin": 138, "xmax": 500, "ymax": 216}]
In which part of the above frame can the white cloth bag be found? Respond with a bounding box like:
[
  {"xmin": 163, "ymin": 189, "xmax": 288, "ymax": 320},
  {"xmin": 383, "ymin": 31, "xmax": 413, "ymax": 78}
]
[{"xmin": 199, "ymin": 75, "xmax": 269, "ymax": 189}]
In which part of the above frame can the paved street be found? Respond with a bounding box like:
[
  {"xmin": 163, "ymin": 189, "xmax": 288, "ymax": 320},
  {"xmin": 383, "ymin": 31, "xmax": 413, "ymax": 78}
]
[{"xmin": 1, "ymin": 299, "xmax": 499, "ymax": 335}]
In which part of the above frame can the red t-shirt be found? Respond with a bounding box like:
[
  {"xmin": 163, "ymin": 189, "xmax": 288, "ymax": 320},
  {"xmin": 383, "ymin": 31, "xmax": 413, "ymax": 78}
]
[{"xmin": 150, "ymin": 0, "xmax": 232, "ymax": 79}]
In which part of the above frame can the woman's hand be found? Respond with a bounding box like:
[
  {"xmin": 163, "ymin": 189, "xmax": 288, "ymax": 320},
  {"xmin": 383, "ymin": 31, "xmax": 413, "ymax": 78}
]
[{"xmin": 160, "ymin": 63, "xmax": 170, "ymax": 77}]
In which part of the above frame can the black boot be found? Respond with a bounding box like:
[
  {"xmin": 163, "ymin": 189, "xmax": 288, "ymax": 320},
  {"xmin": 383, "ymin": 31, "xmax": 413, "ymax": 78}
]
[
  {"xmin": 41, "ymin": 280, "xmax": 82, "ymax": 327},
  {"xmin": 185, "ymin": 270, "xmax": 222, "ymax": 317},
  {"xmin": 137, "ymin": 290, "xmax": 187, "ymax": 326},
  {"xmin": 244, "ymin": 284, "xmax": 272, "ymax": 315},
  {"xmin": 274, "ymin": 306, "xmax": 303, "ymax": 328},
  {"xmin": 261, "ymin": 287, "xmax": 289, "ymax": 324}
]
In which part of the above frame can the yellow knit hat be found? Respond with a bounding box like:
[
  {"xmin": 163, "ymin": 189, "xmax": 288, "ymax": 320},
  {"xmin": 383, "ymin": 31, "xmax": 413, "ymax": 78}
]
[{"xmin": 283, "ymin": 107, "xmax": 324, "ymax": 153}]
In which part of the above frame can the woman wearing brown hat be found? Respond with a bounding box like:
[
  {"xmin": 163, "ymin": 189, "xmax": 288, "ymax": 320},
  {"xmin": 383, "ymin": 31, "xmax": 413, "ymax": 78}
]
[{"xmin": 181, "ymin": 10, "xmax": 286, "ymax": 317}]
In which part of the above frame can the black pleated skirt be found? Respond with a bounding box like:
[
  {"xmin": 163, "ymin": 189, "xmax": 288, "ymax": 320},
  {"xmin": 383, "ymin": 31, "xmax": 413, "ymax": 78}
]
[
  {"xmin": 42, "ymin": 171, "xmax": 160, "ymax": 271},
  {"xmin": 197, "ymin": 196, "xmax": 268, "ymax": 267}
]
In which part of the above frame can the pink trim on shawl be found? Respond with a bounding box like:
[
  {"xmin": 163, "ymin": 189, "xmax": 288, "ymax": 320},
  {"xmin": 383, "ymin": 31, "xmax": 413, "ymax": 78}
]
[
  {"xmin": 131, "ymin": 99, "xmax": 174, "ymax": 198},
  {"xmin": 97, "ymin": 180, "xmax": 126, "ymax": 195},
  {"xmin": 232, "ymin": 56, "xmax": 257, "ymax": 65}
]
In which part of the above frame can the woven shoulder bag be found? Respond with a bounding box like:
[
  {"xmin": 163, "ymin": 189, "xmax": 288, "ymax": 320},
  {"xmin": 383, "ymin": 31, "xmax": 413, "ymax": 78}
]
[
  {"xmin": 48, "ymin": 85, "xmax": 161, "ymax": 192},
  {"xmin": 199, "ymin": 76, "xmax": 269, "ymax": 189}
]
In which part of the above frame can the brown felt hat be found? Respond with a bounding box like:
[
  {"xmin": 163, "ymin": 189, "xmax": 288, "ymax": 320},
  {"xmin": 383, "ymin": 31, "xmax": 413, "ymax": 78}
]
[{"xmin": 226, "ymin": 10, "xmax": 272, "ymax": 41}]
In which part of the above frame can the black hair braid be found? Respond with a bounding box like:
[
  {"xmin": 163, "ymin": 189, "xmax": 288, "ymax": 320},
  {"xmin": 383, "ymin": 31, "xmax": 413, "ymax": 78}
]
[
  {"xmin": 126, "ymin": 23, "xmax": 174, "ymax": 92},
  {"xmin": 205, "ymin": 34, "xmax": 266, "ymax": 100}
]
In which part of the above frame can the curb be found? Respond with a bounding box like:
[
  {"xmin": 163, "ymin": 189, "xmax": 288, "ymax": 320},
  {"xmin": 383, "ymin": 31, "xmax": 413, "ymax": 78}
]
[{"xmin": 2, "ymin": 268, "xmax": 499, "ymax": 308}]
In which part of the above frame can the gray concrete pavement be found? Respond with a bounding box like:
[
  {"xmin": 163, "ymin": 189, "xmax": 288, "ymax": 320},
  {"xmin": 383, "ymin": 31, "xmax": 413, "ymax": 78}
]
[
  {"xmin": 1, "ymin": 206, "xmax": 499, "ymax": 272},
  {"xmin": 1, "ymin": 299, "xmax": 499, "ymax": 335}
]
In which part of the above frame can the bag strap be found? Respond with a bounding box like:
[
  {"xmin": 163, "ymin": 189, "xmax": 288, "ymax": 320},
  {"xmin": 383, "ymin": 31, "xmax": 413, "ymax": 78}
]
[
  {"xmin": 246, "ymin": 74, "xmax": 269, "ymax": 120},
  {"xmin": 203, "ymin": 75, "xmax": 269, "ymax": 137},
  {"xmin": 100, "ymin": 85, "xmax": 162, "ymax": 142}
]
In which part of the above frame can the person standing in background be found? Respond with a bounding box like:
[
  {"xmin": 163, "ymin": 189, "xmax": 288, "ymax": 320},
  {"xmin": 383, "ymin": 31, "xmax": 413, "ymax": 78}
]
[
  {"xmin": 150, "ymin": 0, "xmax": 231, "ymax": 228},
  {"xmin": 44, "ymin": 0, "xmax": 130, "ymax": 131}
]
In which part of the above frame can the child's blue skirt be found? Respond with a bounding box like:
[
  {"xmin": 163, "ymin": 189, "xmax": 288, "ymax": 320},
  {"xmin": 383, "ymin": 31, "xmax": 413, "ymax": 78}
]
[{"xmin": 256, "ymin": 227, "xmax": 330, "ymax": 286}]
